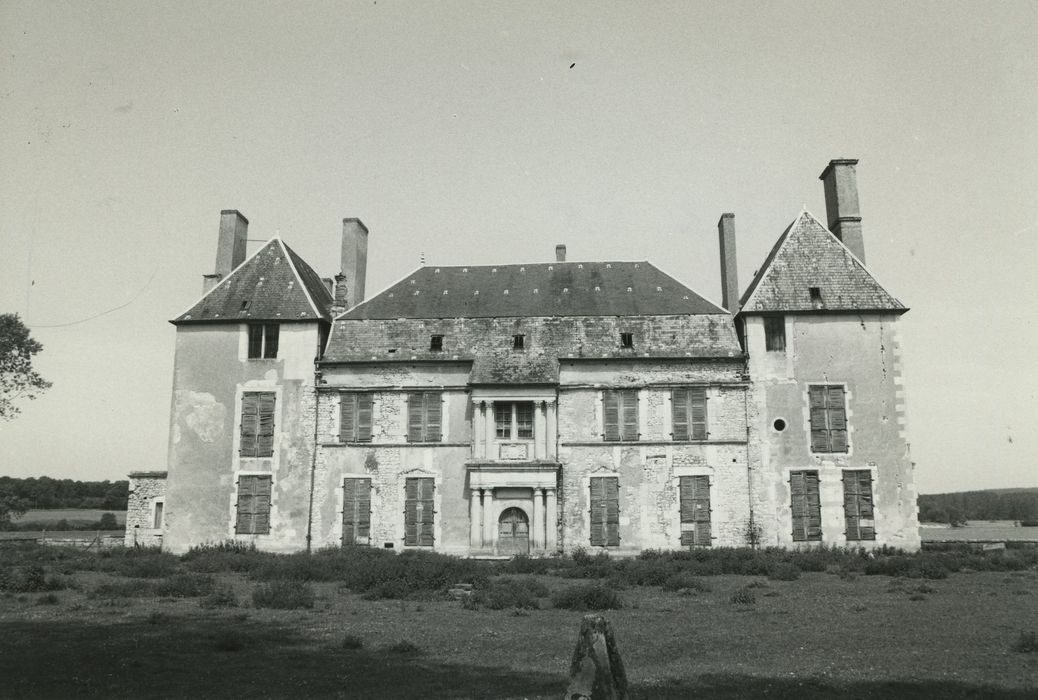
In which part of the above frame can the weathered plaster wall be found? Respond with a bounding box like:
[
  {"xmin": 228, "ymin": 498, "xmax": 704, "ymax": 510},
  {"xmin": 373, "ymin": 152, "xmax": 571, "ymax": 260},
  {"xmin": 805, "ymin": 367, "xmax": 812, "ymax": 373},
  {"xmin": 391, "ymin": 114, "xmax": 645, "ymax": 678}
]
[
  {"xmin": 745, "ymin": 314, "xmax": 920, "ymax": 550},
  {"xmin": 163, "ymin": 323, "xmax": 322, "ymax": 554},
  {"xmin": 124, "ymin": 472, "xmax": 166, "ymax": 548}
]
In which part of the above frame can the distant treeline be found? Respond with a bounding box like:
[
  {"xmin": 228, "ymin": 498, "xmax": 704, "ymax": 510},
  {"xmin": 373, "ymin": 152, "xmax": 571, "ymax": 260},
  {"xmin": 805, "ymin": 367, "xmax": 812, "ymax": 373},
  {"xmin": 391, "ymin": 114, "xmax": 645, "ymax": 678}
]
[
  {"xmin": 0, "ymin": 477, "xmax": 128, "ymax": 511},
  {"xmin": 918, "ymin": 488, "xmax": 1038, "ymax": 525}
]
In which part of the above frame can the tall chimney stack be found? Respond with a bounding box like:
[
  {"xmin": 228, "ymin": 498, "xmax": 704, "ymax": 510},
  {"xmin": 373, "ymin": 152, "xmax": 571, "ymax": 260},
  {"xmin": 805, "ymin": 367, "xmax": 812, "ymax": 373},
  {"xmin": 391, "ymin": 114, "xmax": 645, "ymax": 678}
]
[
  {"xmin": 203, "ymin": 209, "xmax": 248, "ymax": 293},
  {"xmin": 819, "ymin": 159, "xmax": 865, "ymax": 263},
  {"xmin": 555, "ymin": 244, "xmax": 566, "ymax": 262},
  {"xmin": 717, "ymin": 213, "xmax": 739, "ymax": 313},
  {"xmin": 333, "ymin": 218, "xmax": 369, "ymax": 314}
]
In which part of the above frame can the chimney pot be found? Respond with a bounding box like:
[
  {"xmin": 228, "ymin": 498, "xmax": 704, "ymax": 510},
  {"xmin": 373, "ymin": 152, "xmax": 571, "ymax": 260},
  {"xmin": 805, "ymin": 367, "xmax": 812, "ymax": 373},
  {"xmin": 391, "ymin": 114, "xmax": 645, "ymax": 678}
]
[
  {"xmin": 555, "ymin": 244, "xmax": 566, "ymax": 262},
  {"xmin": 819, "ymin": 159, "xmax": 865, "ymax": 263},
  {"xmin": 717, "ymin": 213, "xmax": 739, "ymax": 313}
]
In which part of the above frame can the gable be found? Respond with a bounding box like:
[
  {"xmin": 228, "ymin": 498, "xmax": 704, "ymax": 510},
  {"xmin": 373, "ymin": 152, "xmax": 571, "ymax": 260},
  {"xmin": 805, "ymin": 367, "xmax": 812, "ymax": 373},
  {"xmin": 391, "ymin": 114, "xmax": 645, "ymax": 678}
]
[
  {"xmin": 174, "ymin": 239, "xmax": 333, "ymax": 324},
  {"xmin": 738, "ymin": 212, "xmax": 906, "ymax": 315}
]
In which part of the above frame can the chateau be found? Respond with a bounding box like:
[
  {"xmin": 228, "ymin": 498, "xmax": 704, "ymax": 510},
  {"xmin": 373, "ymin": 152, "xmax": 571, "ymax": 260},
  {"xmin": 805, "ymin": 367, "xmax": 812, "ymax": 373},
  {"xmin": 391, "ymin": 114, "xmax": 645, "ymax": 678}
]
[{"xmin": 127, "ymin": 159, "xmax": 920, "ymax": 555}]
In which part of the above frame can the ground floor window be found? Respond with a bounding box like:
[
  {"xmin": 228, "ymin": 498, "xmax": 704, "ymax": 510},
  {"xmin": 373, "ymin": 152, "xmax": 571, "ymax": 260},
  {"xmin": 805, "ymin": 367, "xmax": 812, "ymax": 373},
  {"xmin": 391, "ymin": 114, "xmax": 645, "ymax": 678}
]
[
  {"xmin": 342, "ymin": 478, "xmax": 372, "ymax": 545},
  {"xmin": 843, "ymin": 470, "xmax": 876, "ymax": 541},
  {"xmin": 790, "ymin": 470, "xmax": 821, "ymax": 541},
  {"xmin": 235, "ymin": 475, "xmax": 272, "ymax": 535},
  {"xmin": 679, "ymin": 475, "xmax": 711, "ymax": 546},
  {"xmin": 589, "ymin": 476, "xmax": 619, "ymax": 546},
  {"xmin": 404, "ymin": 477, "xmax": 434, "ymax": 546}
]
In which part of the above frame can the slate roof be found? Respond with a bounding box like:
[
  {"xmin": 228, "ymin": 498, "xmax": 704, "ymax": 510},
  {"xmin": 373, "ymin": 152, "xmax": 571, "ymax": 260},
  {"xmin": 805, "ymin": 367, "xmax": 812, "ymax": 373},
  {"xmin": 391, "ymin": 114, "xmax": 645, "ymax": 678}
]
[
  {"xmin": 174, "ymin": 239, "xmax": 334, "ymax": 324},
  {"xmin": 738, "ymin": 211, "xmax": 907, "ymax": 315},
  {"xmin": 340, "ymin": 262, "xmax": 725, "ymax": 320}
]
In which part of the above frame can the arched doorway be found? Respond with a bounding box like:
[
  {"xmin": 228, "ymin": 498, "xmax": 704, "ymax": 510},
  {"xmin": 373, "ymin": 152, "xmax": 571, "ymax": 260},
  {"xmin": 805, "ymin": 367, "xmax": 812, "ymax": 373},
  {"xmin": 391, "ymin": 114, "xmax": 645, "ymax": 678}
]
[{"xmin": 498, "ymin": 507, "xmax": 530, "ymax": 555}]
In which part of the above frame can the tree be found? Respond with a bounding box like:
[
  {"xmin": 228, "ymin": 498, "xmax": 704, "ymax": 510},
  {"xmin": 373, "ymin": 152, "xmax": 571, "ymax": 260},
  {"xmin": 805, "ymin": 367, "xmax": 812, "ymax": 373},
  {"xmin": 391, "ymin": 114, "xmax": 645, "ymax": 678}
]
[{"xmin": 0, "ymin": 313, "xmax": 51, "ymax": 419}]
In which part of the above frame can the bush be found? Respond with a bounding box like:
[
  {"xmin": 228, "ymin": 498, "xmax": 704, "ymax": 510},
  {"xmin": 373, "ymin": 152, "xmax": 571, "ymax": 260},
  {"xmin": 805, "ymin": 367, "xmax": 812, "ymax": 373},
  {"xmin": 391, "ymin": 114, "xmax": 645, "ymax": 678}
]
[
  {"xmin": 91, "ymin": 580, "xmax": 157, "ymax": 598},
  {"xmin": 155, "ymin": 574, "xmax": 215, "ymax": 598},
  {"xmin": 0, "ymin": 565, "xmax": 65, "ymax": 593},
  {"xmin": 468, "ymin": 576, "xmax": 548, "ymax": 610},
  {"xmin": 98, "ymin": 513, "xmax": 119, "ymax": 530},
  {"xmin": 767, "ymin": 563, "xmax": 801, "ymax": 581},
  {"xmin": 551, "ymin": 584, "xmax": 623, "ymax": 611},
  {"xmin": 182, "ymin": 541, "xmax": 265, "ymax": 574},
  {"xmin": 661, "ymin": 572, "xmax": 711, "ymax": 594},
  {"xmin": 341, "ymin": 634, "xmax": 364, "ymax": 650},
  {"xmin": 252, "ymin": 581, "xmax": 315, "ymax": 609},
  {"xmin": 1012, "ymin": 631, "xmax": 1038, "ymax": 654},
  {"xmin": 730, "ymin": 587, "xmax": 756, "ymax": 605},
  {"xmin": 199, "ymin": 586, "xmax": 238, "ymax": 608}
]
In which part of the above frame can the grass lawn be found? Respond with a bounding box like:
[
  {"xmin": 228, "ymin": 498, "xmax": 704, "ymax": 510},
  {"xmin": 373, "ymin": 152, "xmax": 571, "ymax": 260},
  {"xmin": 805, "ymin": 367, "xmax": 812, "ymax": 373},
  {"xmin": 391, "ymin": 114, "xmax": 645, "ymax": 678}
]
[{"xmin": 1, "ymin": 547, "xmax": 1036, "ymax": 698}]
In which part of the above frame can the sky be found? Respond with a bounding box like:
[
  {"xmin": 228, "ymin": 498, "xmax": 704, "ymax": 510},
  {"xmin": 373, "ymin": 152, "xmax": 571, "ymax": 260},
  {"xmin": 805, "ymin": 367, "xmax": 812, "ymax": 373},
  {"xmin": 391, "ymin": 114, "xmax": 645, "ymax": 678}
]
[{"xmin": 1, "ymin": 1, "xmax": 1035, "ymax": 494}]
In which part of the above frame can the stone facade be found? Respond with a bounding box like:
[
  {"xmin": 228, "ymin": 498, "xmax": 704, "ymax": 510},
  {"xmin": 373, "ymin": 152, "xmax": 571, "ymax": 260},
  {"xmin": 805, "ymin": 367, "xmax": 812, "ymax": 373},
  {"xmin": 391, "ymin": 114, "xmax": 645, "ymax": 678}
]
[{"xmin": 124, "ymin": 471, "xmax": 167, "ymax": 548}]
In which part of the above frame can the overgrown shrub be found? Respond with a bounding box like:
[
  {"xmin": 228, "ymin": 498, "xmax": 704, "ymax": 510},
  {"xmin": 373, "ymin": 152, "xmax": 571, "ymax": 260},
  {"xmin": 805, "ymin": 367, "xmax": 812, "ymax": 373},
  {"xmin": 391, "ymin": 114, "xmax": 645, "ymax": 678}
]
[
  {"xmin": 661, "ymin": 572, "xmax": 711, "ymax": 594},
  {"xmin": 155, "ymin": 574, "xmax": 215, "ymax": 598},
  {"xmin": 468, "ymin": 576, "xmax": 548, "ymax": 610},
  {"xmin": 767, "ymin": 563, "xmax": 801, "ymax": 581},
  {"xmin": 730, "ymin": 587, "xmax": 756, "ymax": 605},
  {"xmin": 551, "ymin": 583, "xmax": 623, "ymax": 611},
  {"xmin": 0, "ymin": 565, "xmax": 65, "ymax": 593},
  {"xmin": 182, "ymin": 541, "xmax": 265, "ymax": 574},
  {"xmin": 91, "ymin": 580, "xmax": 157, "ymax": 598},
  {"xmin": 199, "ymin": 586, "xmax": 238, "ymax": 608},
  {"xmin": 252, "ymin": 580, "xmax": 315, "ymax": 609}
]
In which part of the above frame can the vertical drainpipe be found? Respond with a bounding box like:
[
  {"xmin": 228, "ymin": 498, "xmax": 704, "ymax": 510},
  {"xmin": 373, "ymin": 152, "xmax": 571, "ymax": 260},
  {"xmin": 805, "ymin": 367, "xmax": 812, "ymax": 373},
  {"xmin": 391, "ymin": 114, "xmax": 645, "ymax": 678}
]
[
  {"xmin": 743, "ymin": 381, "xmax": 756, "ymax": 549},
  {"xmin": 555, "ymin": 384, "xmax": 562, "ymax": 553},
  {"xmin": 306, "ymin": 358, "xmax": 320, "ymax": 554}
]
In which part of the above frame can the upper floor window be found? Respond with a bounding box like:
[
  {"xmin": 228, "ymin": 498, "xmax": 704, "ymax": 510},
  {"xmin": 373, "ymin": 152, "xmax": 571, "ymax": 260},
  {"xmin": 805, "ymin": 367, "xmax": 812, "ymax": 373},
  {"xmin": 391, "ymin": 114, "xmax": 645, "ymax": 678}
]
[
  {"xmin": 340, "ymin": 393, "xmax": 373, "ymax": 443},
  {"xmin": 248, "ymin": 323, "xmax": 279, "ymax": 359},
  {"xmin": 407, "ymin": 392, "xmax": 442, "ymax": 442},
  {"xmin": 512, "ymin": 334, "xmax": 525, "ymax": 350},
  {"xmin": 671, "ymin": 388, "xmax": 707, "ymax": 441},
  {"xmin": 495, "ymin": 401, "xmax": 534, "ymax": 440},
  {"xmin": 809, "ymin": 385, "xmax": 848, "ymax": 453},
  {"xmin": 764, "ymin": 316, "xmax": 786, "ymax": 352},
  {"xmin": 603, "ymin": 390, "xmax": 638, "ymax": 442},
  {"xmin": 619, "ymin": 332, "xmax": 634, "ymax": 349},
  {"xmin": 240, "ymin": 392, "xmax": 275, "ymax": 457},
  {"xmin": 429, "ymin": 335, "xmax": 443, "ymax": 351}
]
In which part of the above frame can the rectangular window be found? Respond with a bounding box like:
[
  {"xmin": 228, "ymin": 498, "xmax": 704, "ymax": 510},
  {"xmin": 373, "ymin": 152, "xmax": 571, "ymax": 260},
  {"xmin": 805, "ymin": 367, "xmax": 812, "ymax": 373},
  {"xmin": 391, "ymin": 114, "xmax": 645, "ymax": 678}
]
[
  {"xmin": 515, "ymin": 402, "xmax": 533, "ymax": 439},
  {"xmin": 671, "ymin": 388, "xmax": 707, "ymax": 441},
  {"xmin": 619, "ymin": 332, "xmax": 634, "ymax": 349},
  {"xmin": 339, "ymin": 393, "xmax": 373, "ymax": 443},
  {"xmin": 152, "ymin": 501, "xmax": 164, "ymax": 529},
  {"xmin": 679, "ymin": 475, "xmax": 711, "ymax": 546},
  {"xmin": 407, "ymin": 392, "xmax": 442, "ymax": 442},
  {"xmin": 429, "ymin": 335, "xmax": 443, "ymax": 351},
  {"xmin": 603, "ymin": 390, "xmax": 638, "ymax": 441},
  {"xmin": 235, "ymin": 475, "xmax": 272, "ymax": 535},
  {"xmin": 240, "ymin": 392, "xmax": 275, "ymax": 457},
  {"xmin": 495, "ymin": 401, "xmax": 535, "ymax": 440},
  {"xmin": 404, "ymin": 477, "xmax": 434, "ymax": 546},
  {"xmin": 809, "ymin": 385, "xmax": 848, "ymax": 453},
  {"xmin": 790, "ymin": 470, "xmax": 822, "ymax": 542},
  {"xmin": 764, "ymin": 316, "xmax": 786, "ymax": 352},
  {"xmin": 843, "ymin": 470, "xmax": 876, "ymax": 541},
  {"xmin": 513, "ymin": 334, "xmax": 525, "ymax": 350},
  {"xmin": 589, "ymin": 476, "xmax": 619, "ymax": 547},
  {"xmin": 342, "ymin": 478, "xmax": 372, "ymax": 545},
  {"xmin": 247, "ymin": 323, "xmax": 279, "ymax": 359}
]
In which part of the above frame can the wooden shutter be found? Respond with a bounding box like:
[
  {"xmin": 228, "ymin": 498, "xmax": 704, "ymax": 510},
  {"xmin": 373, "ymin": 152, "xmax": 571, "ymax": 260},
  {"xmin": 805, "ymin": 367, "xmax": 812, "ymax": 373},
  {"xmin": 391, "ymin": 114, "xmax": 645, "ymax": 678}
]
[
  {"xmin": 602, "ymin": 393, "xmax": 620, "ymax": 441},
  {"xmin": 235, "ymin": 475, "xmax": 272, "ymax": 535},
  {"xmin": 790, "ymin": 470, "xmax": 821, "ymax": 542},
  {"xmin": 340, "ymin": 394, "xmax": 356, "ymax": 442},
  {"xmin": 671, "ymin": 389, "xmax": 689, "ymax": 440},
  {"xmin": 827, "ymin": 386, "xmax": 848, "ymax": 453},
  {"xmin": 590, "ymin": 477, "xmax": 619, "ymax": 546},
  {"xmin": 256, "ymin": 393, "xmax": 275, "ymax": 457},
  {"xmin": 342, "ymin": 478, "xmax": 372, "ymax": 545},
  {"xmin": 425, "ymin": 393, "xmax": 442, "ymax": 443},
  {"xmin": 621, "ymin": 391, "xmax": 639, "ymax": 441},
  {"xmin": 679, "ymin": 475, "xmax": 711, "ymax": 546},
  {"xmin": 690, "ymin": 388, "xmax": 707, "ymax": 440},
  {"xmin": 240, "ymin": 392, "xmax": 274, "ymax": 458},
  {"xmin": 407, "ymin": 393, "xmax": 424, "ymax": 442},
  {"xmin": 843, "ymin": 470, "xmax": 875, "ymax": 541},
  {"xmin": 357, "ymin": 393, "xmax": 373, "ymax": 442},
  {"xmin": 808, "ymin": 386, "xmax": 830, "ymax": 452},
  {"xmin": 404, "ymin": 477, "xmax": 434, "ymax": 546}
]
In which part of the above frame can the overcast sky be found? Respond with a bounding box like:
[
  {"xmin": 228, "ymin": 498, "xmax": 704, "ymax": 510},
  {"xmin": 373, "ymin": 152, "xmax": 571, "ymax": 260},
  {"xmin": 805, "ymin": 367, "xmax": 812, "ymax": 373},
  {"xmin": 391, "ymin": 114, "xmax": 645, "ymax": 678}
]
[{"xmin": 2, "ymin": 1, "xmax": 1035, "ymax": 494}]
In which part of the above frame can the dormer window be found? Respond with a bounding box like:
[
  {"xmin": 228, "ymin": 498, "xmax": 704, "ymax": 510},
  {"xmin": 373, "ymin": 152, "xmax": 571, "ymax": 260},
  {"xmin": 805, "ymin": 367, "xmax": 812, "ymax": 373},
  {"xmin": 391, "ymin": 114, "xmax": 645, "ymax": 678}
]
[
  {"xmin": 512, "ymin": 334, "xmax": 525, "ymax": 350},
  {"xmin": 429, "ymin": 335, "xmax": 444, "ymax": 352},
  {"xmin": 247, "ymin": 323, "xmax": 279, "ymax": 359},
  {"xmin": 620, "ymin": 332, "xmax": 634, "ymax": 349}
]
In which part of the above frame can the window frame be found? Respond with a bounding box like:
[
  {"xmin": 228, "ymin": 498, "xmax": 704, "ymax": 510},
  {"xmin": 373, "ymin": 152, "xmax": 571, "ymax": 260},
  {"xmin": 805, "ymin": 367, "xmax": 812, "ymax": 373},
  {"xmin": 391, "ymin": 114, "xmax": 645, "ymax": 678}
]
[
  {"xmin": 790, "ymin": 470, "xmax": 822, "ymax": 542},
  {"xmin": 239, "ymin": 392, "xmax": 276, "ymax": 458},
  {"xmin": 429, "ymin": 335, "xmax": 444, "ymax": 351},
  {"xmin": 342, "ymin": 477, "xmax": 372, "ymax": 545},
  {"xmin": 247, "ymin": 323, "xmax": 279, "ymax": 359},
  {"xmin": 512, "ymin": 334, "xmax": 525, "ymax": 350},
  {"xmin": 404, "ymin": 477, "xmax": 435, "ymax": 547},
  {"xmin": 763, "ymin": 315, "xmax": 786, "ymax": 352},
  {"xmin": 671, "ymin": 388, "xmax": 707, "ymax": 441},
  {"xmin": 589, "ymin": 476, "xmax": 620, "ymax": 547},
  {"xmin": 843, "ymin": 470, "xmax": 876, "ymax": 541},
  {"xmin": 339, "ymin": 392, "xmax": 374, "ymax": 443},
  {"xmin": 234, "ymin": 474, "xmax": 272, "ymax": 535},
  {"xmin": 619, "ymin": 332, "xmax": 634, "ymax": 349},
  {"xmin": 406, "ymin": 392, "xmax": 442, "ymax": 443},
  {"xmin": 809, "ymin": 385, "xmax": 849, "ymax": 453},
  {"xmin": 679, "ymin": 475, "xmax": 711, "ymax": 547},
  {"xmin": 602, "ymin": 390, "xmax": 639, "ymax": 442},
  {"xmin": 494, "ymin": 401, "xmax": 535, "ymax": 440}
]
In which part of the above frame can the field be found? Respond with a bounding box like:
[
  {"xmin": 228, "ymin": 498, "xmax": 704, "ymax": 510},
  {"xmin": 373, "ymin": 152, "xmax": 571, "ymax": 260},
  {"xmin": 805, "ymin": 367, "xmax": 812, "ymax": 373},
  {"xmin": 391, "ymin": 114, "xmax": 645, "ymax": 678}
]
[
  {"xmin": 1, "ymin": 544, "xmax": 1037, "ymax": 699},
  {"xmin": 9, "ymin": 509, "xmax": 127, "ymax": 525},
  {"xmin": 921, "ymin": 520, "xmax": 1038, "ymax": 543}
]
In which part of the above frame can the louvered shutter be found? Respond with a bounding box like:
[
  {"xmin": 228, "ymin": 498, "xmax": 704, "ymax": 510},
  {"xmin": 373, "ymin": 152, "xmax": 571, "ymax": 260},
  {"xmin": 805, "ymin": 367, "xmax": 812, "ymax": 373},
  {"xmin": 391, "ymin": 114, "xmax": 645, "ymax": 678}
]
[
  {"xmin": 425, "ymin": 394, "xmax": 442, "ymax": 443},
  {"xmin": 342, "ymin": 478, "xmax": 371, "ymax": 545},
  {"xmin": 235, "ymin": 475, "xmax": 272, "ymax": 535},
  {"xmin": 790, "ymin": 471, "xmax": 821, "ymax": 542},
  {"xmin": 679, "ymin": 475, "xmax": 711, "ymax": 546},
  {"xmin": 404, "ymin": 478, "xmax": 434, "ymax": 546},
  {"xmin": 418, "ymin": 478, "xmax": 435, "ymax": 546},
  {"xmin": 357, "ymin": 394, "xmax": 373, "ymax": 442},
  {"xmin": 671, "ymin": 389, "xmax": 689, "ymax": 440},
  {"xmin": 340, "ymin": 394, "xmax": 356, "ymax": 442},
  {"xmin": 240, "ymin": 394, "xmax": 259, "ymax": 457},
  {"xmin": 690, "ymin": 389, "xmax": 707, "ymax": 440},
  {"xmin": 256, "ymin": 393, "xmax": 275, "ymax": 457},
  {"xmin": 407, "ymin": 394, "xmax": 424, "ymax": 442},
  {"xmin": 252, "ymin": 476, "xmax": 272, "ymax": 534},
  {"xmin": 808, "ymin": 386, "xmax": 830, "ymax": 452},
  {"xmin": 805, "ymin": 472, "xmax": 821, "ymax": 540},
  {"xmin": 843, "ymin": 470, "xmax": 875, "ymax": 541},
  {"xmin": 827, "ymin": 386, "xmax": 848, "ymax": 453},
  {"xmin": 621, "ymin": 391, "xmax": 639, "ymax": 441},
  {"xmin": 589, "ymin": 478, "xmax": 605, "ymax": 545},
  {"xmin": 235, "ymin": 475, "xmax": 256, "ymax": 533},
  {"xmin": 603, "ymin": 477, "xmax": 620, "ymax": 546},
  {"xmin": 602, "ymin": 393, "xmax": 620, "ymax": 441},
  {"xmin": 404, "ymin": 478, "xmax": 419, "ymax": 544}
]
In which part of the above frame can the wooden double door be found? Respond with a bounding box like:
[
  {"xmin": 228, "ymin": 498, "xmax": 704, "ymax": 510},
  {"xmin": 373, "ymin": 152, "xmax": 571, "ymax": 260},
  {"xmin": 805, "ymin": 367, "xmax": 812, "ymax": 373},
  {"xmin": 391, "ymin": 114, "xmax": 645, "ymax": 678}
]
[{"xmin": 498, "ymin": 507, "xmax": 530, "ymax": 555}]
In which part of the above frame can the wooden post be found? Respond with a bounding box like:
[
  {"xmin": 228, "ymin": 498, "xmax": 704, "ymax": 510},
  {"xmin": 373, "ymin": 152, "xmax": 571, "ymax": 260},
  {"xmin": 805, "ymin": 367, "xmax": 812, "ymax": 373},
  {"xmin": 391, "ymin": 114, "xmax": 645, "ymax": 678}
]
[{"xmin": 564, "ymin": 614, "xmax": 628, "ymax": 700}]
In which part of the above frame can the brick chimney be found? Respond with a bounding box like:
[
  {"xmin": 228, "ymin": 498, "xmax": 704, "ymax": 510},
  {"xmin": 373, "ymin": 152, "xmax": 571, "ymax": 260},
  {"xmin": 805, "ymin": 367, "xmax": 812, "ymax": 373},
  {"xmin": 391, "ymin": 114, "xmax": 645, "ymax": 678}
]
[
  {"xmin": 717, "ymin": 213, "xmax": 739, "ymax": 313},
  {"xmin": 203, "ymin": 210, "xmax": 248, "ymax": 293},
  {"xmin": 555, "ymin": 244, "xmax": 566, "ymax": 262},
  {"xmin": 331, "ymin": 218, "xmax": 369, "ymax": 315},
  {"xmin": 819, "ymin": 159, "xmax": 865, "ymax": 263}
]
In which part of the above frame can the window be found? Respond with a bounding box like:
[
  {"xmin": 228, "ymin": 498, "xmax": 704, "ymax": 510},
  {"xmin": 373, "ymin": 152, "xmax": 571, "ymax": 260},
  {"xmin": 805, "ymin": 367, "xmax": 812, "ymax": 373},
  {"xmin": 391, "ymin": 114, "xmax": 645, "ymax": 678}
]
[
  {"xmin": 339, "ymin": 393, "xmax": 373, "ymax": 443},
  {"xmin": 589, "ymin": 476, "xmax": 619, "ymax": 546},
  {"xmin": 790, "ymin": 470, "xmax": 822, "ymax": 542},
  {"xmin": 603, "ymin": 390, "xmax": 638, "ymax": 441},
  {"xmin": 679, "ymin": 476, "xmax": 711, "ymax": 546},
  {"xmin": 247, "ymin": 323, "xmax": 279, "ymax": 359},
  {"xmin": 495, "ymin": 401, "xmax": 534, "ymax": 439},
  {"xmin": 809, "ymin": 385, "xmax": 848, "ymax": 453},
  {"xmin": 671, "ymin": 388, "xmax": 707, "ymax": 440},
  {"xmin": 512, "ymin": 334, "xmax": 525, "ymax": 350},
  {"xmin": 152, "ymin": 500, "xmax": 164, "ymax": 529},
  {"xmin": 764, "ymin": 316, "xmax": 786, "ymax": 352},
  {"xmin": 240, "ymin": 392, "xmax": 275, "ymax": 457},
  {"xmin": 619, "ymin": 332, "xmax": 634, "ymax": 349},
  {"xmin": 843, "ymin": 470, "xmax": 876, "ymax": 541},
  {"xmin": 342, "ymin": 478, "xmax": 372, "ymax": 545},
  {"xmin": 404, "ymin": 477, "xmax": 434, "ymax": 546},
  {"xmin": 809, "ymin": 286, "xmax": 823, "ymax": 307},
  {"xmin": 407, "ymin": 392, "xmax": 442, "ymax": 442},
  {"xmin": 235, "ymin": 475, "xmax": 272, "ymax": 535},
  {"xmin": 429, "ymin": 335, "xmax": 443, "ymax": 351}
]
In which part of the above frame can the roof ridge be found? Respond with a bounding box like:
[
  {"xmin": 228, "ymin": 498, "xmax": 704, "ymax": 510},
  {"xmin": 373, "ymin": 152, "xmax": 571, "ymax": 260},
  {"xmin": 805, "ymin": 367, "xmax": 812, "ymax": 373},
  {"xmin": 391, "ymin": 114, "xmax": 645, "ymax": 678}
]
[
  {"xmin": 171, "ymin": 238, "xmax": 280, "ymax": 321},
  {"xmin": 279, "ymin": 240, "xmax": 329, "ymax": 320}
]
